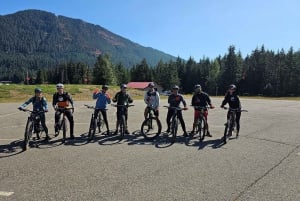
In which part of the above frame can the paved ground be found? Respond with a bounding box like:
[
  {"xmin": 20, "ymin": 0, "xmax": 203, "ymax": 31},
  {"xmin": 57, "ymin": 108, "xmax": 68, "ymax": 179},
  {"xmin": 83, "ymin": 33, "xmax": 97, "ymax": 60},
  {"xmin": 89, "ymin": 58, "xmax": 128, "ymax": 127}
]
[{"xmin": 0, "ymin": 97, "xmax": 299, "ymax": 201}]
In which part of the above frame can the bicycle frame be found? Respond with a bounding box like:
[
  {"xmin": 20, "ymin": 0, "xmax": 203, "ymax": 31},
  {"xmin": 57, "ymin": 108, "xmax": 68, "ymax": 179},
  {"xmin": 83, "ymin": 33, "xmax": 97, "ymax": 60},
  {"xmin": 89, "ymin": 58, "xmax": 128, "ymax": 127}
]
[
  {"xmin": 164, "ymin": 106, "xmax": 183, "ymax": 143},
  {"xmin": 84, "ymin": 104, "xmax": 104, "ymax": 140}
]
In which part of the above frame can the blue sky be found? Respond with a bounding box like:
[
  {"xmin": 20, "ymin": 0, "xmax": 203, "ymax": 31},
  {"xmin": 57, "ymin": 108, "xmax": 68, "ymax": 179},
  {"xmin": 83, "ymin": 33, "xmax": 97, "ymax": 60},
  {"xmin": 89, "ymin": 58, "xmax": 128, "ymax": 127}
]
[{"xmin": 1, "ymin": 0, "xmax": 299, "ymax": 61}]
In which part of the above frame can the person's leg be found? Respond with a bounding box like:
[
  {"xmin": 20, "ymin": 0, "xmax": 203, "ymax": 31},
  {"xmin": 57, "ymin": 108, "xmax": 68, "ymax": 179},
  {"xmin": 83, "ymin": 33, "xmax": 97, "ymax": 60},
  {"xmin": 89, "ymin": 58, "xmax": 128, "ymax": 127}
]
[
  {"xmin": 166, "ymin": 110, "xmax": 173, "ymax": 132},
  {"xmin": 65, "ymin": 110, "xmax": 74, "ymax": 138},
  {"xmin": 101, "ymin": 109, "xmax": 110, "ymax": 134},
  {"xmin": 177, "ymin": 111, "xmax": 187, "ymax": 136},
  {"xmin": 40, "ymin": 113, "xmax": 49, "ymax": 140}
]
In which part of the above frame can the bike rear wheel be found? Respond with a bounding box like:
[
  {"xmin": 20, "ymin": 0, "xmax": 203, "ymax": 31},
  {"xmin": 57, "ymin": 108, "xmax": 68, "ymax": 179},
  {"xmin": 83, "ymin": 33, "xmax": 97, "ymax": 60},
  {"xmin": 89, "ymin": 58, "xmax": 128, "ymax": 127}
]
[
  {"xmin": 23, "ymin": 119, "xmax": 33, "ymax": 151},
  {"xmin": 141, "ymin": 117, "xmax": 162, "ymax": 140}
]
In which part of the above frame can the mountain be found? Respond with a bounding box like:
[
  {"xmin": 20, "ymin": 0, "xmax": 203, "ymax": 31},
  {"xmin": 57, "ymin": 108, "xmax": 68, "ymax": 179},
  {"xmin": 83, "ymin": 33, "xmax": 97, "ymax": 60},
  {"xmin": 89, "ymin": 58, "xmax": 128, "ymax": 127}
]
[{"xmin": 0, "ymin": 9, "xmax": 176, "ymax": 70}]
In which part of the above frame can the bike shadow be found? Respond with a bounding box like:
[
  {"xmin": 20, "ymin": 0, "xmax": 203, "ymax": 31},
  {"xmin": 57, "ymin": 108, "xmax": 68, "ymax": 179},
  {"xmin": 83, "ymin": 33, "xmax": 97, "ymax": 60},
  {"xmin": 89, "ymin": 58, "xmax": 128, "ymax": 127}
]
[
  {"xmin": 0, "ymin": 139, "xmax": 24, "ymax": 158},
  {"xmin": 184, "ymin": 133, "xmax": 226, "ymax": 149}
]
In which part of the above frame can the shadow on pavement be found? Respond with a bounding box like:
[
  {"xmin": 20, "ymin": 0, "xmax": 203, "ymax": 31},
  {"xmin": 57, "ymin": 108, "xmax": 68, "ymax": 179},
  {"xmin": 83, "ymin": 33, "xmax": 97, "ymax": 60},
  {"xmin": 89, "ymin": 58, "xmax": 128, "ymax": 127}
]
[{"xmin": 0, "ymin": 139, "xmax": 24, "ymax": 158}]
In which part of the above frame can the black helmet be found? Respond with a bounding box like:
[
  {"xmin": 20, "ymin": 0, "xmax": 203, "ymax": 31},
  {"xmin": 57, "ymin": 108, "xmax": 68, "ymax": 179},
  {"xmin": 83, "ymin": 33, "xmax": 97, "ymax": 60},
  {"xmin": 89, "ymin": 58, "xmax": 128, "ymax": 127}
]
[
  {"xmin": 229, "ymin": 84, "xmax": 237, "ymax": 90},
  {"xmin": 102, "ymin": 85, "xmax": 108, "ymax": 90},
  {"xmin": 120, "ymin": 84, "xmax": 127, "ymax": 89},
  {"xmin": 34, "ymin": 88, "xmax": 42, "ymax": 93}
]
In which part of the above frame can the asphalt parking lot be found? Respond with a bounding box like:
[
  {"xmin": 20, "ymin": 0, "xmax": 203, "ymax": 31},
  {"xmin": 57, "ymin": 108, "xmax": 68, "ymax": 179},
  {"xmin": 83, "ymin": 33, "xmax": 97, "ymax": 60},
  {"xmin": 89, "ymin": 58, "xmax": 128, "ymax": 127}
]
[{"xmin": 0, "ymin": 97, "xmax": 299, "ymax": 201}]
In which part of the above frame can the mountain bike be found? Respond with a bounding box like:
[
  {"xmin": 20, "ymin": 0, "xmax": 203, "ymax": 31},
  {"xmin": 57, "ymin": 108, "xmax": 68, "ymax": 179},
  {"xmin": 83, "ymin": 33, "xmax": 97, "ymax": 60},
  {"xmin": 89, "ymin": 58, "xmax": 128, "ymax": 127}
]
[
  {"xmin": 223, "ymin": 107, "xmax": 248, "ymax": 144},
  {"xmin": 190, "ymin": 106, "xmax": 210, "ymax": 141},
  {"xmin": 164, "ymin": 106, "xmax": 186, "ymax": 143},
  {"xmin": 141, "ymin": 106, "xmax": 162, "ymax": 140},
  {"xmin": 55, "ymin": 107, "xmax": 74, "ymax": 143},
  {"xmin": 19, "ymin": 108, "xmax": 46, "ymax": 151},
  {"xmin": 112, "ymin": 104, "xmax": 134, "ymax": 140},
  {"xmin": 84, "ymin": 104, "xmax": 105, "ymax": 141}
]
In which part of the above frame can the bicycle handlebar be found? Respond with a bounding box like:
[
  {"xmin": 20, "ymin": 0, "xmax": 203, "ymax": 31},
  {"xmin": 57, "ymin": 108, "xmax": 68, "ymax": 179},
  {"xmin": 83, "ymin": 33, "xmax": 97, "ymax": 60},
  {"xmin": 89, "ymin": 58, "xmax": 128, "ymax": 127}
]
[
  {"xmin": 222, "ymin": 106, "xmax": 248, "ymax": 112},
  {"xmin": 111, "ymin": 104, "xmax": 134, "ymax": 108},
  {"xmin": 163, "ymin": 106, "xmax": 187, "ymax": 110},
  {"xmin": 18, "ymin": 108, "xmax": 46, "ymax": 114}
]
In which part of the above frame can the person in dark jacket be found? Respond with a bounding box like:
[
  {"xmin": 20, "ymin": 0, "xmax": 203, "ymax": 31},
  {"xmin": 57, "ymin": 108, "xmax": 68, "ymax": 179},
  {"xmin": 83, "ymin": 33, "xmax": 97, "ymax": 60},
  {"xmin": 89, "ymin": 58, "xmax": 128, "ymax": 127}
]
[
  {"xmin": 220, "ymin": 84, "xmax": 242, "ymax": 135},
  {"xmin": 166, "ymin": 85, "xmax": 188, "ymax": 137},
  {"xmin": 191, "ymin": 84, "xmax": 215, "ymax": 136},
  {"xmin": 112, "ymin": 84, "xmax": 133, "ymax": 135},
  {"xmin": 52, "ymin": 83, "xmax": 74, "ymax": 139}
]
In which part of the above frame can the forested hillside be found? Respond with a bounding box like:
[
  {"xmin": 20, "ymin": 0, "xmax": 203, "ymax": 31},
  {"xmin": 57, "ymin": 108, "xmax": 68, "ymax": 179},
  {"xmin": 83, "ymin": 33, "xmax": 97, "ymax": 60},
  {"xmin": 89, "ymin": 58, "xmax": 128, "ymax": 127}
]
[{"xmin": 0, "ymin": 9, "xmax": 175, "ymax": 81}]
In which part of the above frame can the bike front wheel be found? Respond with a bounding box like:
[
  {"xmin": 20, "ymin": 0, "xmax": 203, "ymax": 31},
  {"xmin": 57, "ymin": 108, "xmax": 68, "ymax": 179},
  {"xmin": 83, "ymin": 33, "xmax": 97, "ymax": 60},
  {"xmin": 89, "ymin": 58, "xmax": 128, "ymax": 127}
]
[
  {"xmin": 88, "ymin": 115, "xmax": 96, "ymax": 141},
  {"xmin": 141, "ymin": 117, "xmax": 162, "ymax": 140},
  {"xmin": 170, "ymin": 117, "xmax": 178, "ymax": 143},
  {"xmin": 23, "ymin": 119, "xmax": 33, "ymax": 151},
  {"xmin": 62, "ymin": 118, "xmax": 67, "ymax": 143},
  {"xmin": 198, "ymin": 119, "xmax": 207, "ymax": 142}
]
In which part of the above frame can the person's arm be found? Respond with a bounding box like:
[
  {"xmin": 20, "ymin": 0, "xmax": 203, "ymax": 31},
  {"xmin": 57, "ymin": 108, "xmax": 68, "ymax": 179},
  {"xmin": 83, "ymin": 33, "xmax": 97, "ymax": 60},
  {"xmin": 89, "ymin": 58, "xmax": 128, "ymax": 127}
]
[
  {"xmin": 52, "ymin": 93, "xmax": 57, "ymax": 109},
  {"xmin": 19, "ymin": 97, "xmax": 33, "ymax": 109},
  {"xmin": 181, "ymin": 95, "xmax": 187, "ymax": 108},
  {"xmin": 128, "ymin": 94, "xmax": 133, "ymax": 103},
  {"xmin": 220, "ymin": 94, "xmax": 229, "ymax": 107}
]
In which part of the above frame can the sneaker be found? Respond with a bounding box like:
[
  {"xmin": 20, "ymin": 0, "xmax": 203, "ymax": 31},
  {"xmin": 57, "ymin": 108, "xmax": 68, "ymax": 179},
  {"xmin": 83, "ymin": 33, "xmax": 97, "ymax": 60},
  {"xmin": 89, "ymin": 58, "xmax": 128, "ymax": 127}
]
[
  {"xmin": 206, "ymin": 131, "xmax": 212, "ymax": 137},
  {"xmin": 70, "ymin": 135, "xmax": 75, "ymax": 140},
  {"xmin": 183, "ymin": 132, "xmax": 188, "ymax": 137},
  {"xmin": 106, "ymin": 130, "xmax": 110, "ymax": 135},
  {"xmin": 44, "ymin": 135, "xmax": 50, "ymax": 141},
  {"xmin": 166, "ymin": 129, "xmax": 170, "ymax": 133},
  {"xmin": 113, "ymin": 130, "xmax": 118, "ymax": 135},
  {"xmin": 54, "ymin": 132, "xmax": 59, "ymax": 137},
  {"xmin": 125, "ymin": 130, "xmax": 130, "ymax": 134}
]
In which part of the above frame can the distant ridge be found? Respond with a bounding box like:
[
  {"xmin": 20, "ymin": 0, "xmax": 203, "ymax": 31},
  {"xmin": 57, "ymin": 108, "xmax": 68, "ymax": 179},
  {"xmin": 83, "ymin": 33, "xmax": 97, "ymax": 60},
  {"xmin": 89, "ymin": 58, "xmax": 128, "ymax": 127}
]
[{"xmin": 0, "ymin": 9, "xmax": 176, "ymax": 69}]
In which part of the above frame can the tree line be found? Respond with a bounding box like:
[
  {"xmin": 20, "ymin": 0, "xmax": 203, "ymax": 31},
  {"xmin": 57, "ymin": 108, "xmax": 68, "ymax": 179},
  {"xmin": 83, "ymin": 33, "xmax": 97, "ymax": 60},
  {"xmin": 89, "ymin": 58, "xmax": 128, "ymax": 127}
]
[{"xmin": 1, "ymin": 45, "xmax": 300, "ymax": 96}]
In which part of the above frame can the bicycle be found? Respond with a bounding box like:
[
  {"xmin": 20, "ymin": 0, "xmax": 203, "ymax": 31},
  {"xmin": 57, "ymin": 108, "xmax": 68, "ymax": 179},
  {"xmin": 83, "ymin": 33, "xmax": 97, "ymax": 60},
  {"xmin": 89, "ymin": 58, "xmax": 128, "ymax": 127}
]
[
  {"xmin": 55, "ymin": 107, "xmax": 74, "ymax": 143},
  {"xmin": 19, "ymin": 108, "xmax": 46, "ymax": 151},
  {"xmin": 190, "ymin": 106, "xmax": 210, "ymax": 141},
  {"xmin": 84, "ymin": 104, "xmax": 105, "ymax": 141},
  {"xmin": 164, "ymin": 106, "xmax": 186, "ymax": 143},
  {"xmin": 112, "ymin": 104, "xmax": 134, "ymax": 140},
  {"xmin": 222, "ymin": 107, "xmax": 248, "ymax": 144},
  {"xmin": 140, "ymin": 106, "xmax": 162, "ymax": 140}
]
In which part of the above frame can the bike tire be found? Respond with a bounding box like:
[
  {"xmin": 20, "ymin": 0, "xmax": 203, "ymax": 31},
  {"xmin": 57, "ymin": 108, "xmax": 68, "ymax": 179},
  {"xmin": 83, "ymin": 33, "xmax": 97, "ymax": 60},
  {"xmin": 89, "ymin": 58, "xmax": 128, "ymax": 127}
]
[
  {"xmin": 141, "ymin": 117, "xmax": 162, "ymax": 140},
  {"xmin": 23, "ymin": 119, "xmax": 33, "ymax": 151},
  {"xmin": 170, "ymin": 117, "xmax": 177, "ymax": 143},
  {"xmin": 119, "ymin": 115, "xmax": 126, "ymax": 140},
  {"xmin": 198, "ymin": 119, "xmax": 206, "ymax": 142}
]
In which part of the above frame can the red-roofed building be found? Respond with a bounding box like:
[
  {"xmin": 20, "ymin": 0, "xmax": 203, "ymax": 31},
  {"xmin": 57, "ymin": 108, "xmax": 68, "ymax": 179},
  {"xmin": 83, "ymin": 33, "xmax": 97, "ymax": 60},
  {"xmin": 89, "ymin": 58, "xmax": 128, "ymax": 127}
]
[{"xmin": 127, "ymin": 82, "xmax": 162, "ymax": 92}]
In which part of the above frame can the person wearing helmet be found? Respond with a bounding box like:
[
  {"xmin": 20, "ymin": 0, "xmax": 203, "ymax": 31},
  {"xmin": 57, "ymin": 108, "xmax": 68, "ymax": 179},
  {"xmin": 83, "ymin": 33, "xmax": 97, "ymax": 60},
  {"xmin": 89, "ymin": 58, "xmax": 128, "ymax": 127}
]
[
  {"xmin": 112, "ymin": 84, "xmax": 133, "ymax": 134},
  {"xmin": 220, "ymin": 84, "xmax": 242, "ymax": 136},
  {"xmin": 92, "ymin": 85, "xmax": 111, "ymax": 135},
  {"xmin": 166, "ymin": 85, "xmax": 188, "ymax": 137},
  {"xmin": 52, "ymin": 83, "xmax": 75, "ymax": 139},
  {"xmin": 18, "ymin": 88, "xmax": 50, "ymax": 141},
  {"xmin": 144, "ymin": 82, "xmax": 160, "ymax": 119},
  {"xmin": 191, "ymin": 84, "xmax": 215, "ymax": 136}
]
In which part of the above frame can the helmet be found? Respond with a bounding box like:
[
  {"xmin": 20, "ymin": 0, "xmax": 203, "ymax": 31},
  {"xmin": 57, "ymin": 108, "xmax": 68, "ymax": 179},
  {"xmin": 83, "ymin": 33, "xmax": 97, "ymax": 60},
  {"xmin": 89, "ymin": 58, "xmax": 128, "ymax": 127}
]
[
  {"xmin": 102, "ymin": 85, "xmax": 108, "ymax": 90},
  {"xmin": 34, "ymin": 88, "xmax": 42, "ymax": 93},
  {"xmin": 120, "ymin": 84, "xmax": 127, "ymax": 89},
  {"xmin": 172, "ymin": 85, "xmax": 179, "ymax": 90},
  {"xmin": 229, "ymin": 84, "xmax": 236, "ymax": 90},
  {"xmin": 56, "ymin": 83, "xmax": 64, "ymax": 89},
  {"xmin": 194, "ymin": 84, "xmax": 201, "ymax": 89},
  {"xmin": 148, "ymin": 82, "xmax": 155, "ymax": 87}
]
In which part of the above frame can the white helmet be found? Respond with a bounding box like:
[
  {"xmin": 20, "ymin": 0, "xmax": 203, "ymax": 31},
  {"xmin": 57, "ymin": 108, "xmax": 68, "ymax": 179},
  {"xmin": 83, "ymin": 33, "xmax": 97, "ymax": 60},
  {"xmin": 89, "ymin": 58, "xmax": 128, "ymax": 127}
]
[{"xmin": 56, "ymin": 83, "xmax": 64, "ymax": 89}]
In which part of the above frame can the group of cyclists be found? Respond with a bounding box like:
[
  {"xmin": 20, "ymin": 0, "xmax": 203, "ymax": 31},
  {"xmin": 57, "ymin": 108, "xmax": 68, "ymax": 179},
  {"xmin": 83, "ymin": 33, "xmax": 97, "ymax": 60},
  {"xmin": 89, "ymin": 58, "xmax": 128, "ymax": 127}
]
[{"xmin": 18, "ymin": 82, "xmax": 242, "ymax": 141}]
